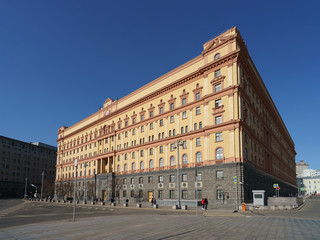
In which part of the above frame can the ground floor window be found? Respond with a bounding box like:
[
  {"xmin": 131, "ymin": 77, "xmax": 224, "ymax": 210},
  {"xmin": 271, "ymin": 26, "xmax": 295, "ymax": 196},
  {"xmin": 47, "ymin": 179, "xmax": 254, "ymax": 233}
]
[
  {"xmin": 169, "ymin": 190, "xmax": 175, "ymax": 199},
  {"xmin": 158, "ymin": 190, "xmax": 163, "ymax": 199},
  {"xmin": 139, "ymin": 190, "xmax": 143, "ymax": 198},
  {"xmin": 217, "ymin": 189, "xmax": 224, "ymax": 200},
  {"xmin": 123, "ymin": 190, "xmax": 126, "ymax": 198},
  {"xmin": 182, "ymin": 190, "xmax": 188, "ymax": 199},
  {"xmin": 131, "ymin": 190, "xmax": 134, "ymax": 198},
  {"xmin": 196, "ymin": 190, "xmax": 202, "ymax": 199}
]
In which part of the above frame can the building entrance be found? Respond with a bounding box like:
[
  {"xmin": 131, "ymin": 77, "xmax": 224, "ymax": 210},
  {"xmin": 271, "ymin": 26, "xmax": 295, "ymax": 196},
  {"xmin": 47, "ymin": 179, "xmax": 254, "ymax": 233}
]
[
  {"xmin": 102, "ymin": 190, "xmax": 106, "ymax": 201},
  {"xmin": 148, "ymin": 191, "xmax": 153, "ymax": 202}
]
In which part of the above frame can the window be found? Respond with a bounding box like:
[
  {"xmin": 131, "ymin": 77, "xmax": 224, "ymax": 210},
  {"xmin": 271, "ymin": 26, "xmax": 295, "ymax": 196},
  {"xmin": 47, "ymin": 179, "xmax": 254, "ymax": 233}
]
[
  {"xmin": 170, "ymin": 175, "xmax": 175, "ymax": 182},
  {"xmin": 123, "ymin": 190, "xmax": 126, "ymax": 198},
  {"xmin": 215, "ymin": 84, "xmax": 222, "ymax": 92},
  {"xmin": 132, "ymin": 118, "xmax": 136, "ymax": 124},
  {"xmin": 182, "ymin": 98, "xmax": 187, "ymax": 106},
  {"xmin": 123, "ymin": 178, "xmax": 127, "ymax": 184},
  {"xmin": 158, "ymin": 190, "xmax": 163, "ymax": 198},
  {"xmin": 169, "ymin": 190, "xmax": 175, "ymax": 199},
  {"xmin": 159, "ymin": 119, "xmax": 164, "ymax": 126},
  {"xmin": 159, "ymin": 158, "xmax": 164, "ymax": 167},
  {"xmin": 140, "ymin": 161, "xmax": 144, "ymax": 170},
  {"xmin": 215, "ymin": 99, "xmax": 222, "ymax": 108},
  {"xmin": 131, "ymin": 190, "xmax": 134, "ymax": 197},
  {"xmin": 214, "ymin": 69, "xmax": 221, "ymax": 78},
  {"xmin": 117, "ymin": 165, "xmax": 120, "ymax": 172},
  {"xmin": 140, "ymin": 150, "xmax": 144, "ymax": 157},
  {"xmin": 173, "ymin": 129, "xmax": 176, "ymax": 136},
  {"xmin": 216, "ymin": 170, "xmax": 224, "ymax": 180},
  {"xmin": 196, "ymin": 138, "xmax": 201, "ymax": 146},
  {"xmin": 194, "ymin": 123, "xmax": 198, "ymax": 131},
  {"xmin": 141, "ymin": 126, "xmax": 144, "ymax": 132},
  {"xmin": 150, "ymin": 123, "xmax": 154, "ymax": 130},
  {"xmin": 132, "ymin": 152, "xmax": 135, "ymax": 159},
  {"xmin": 185, "ymin": 126, "xmax": 188, "ymax": 133},
  {"xmin": 182, "ymin": 174, "xmax": 187, "ymax": 182},
  {"xmin": 214, "ymin": 53, "xmax": 220, "ymax": 60},
  {"xmin": 132, "ymin": 162, "xmax": 136, "ymax": 171},
  {"xmin": 149, "ymin": 148, "xmax": 153, "ymax": 155},
  {"xmin": 215, "ymin": 116, "xmax": 222, "ymax": 124},
  {"xmin": 131, "ymin": 178, "xmax": 135, "ymax": 184},
  {"xmin": 182, "ymin": 111, "xmax": 187, "ymax": 119},
  {"xmin": 170, "ymin": 144, "xmax": 175, "ymax": 151},
  {"xmin": 216, "ymin": 148, "xmax": 224, "ymax": 160},
  {"xmin": 170, "ymin": 103, "xmax": 175, "ymax": 110},
  {"xmin": 196, "ymin": 190, "xmax": 202, "ymax": 199},
  {"xmin": 149, "ymin": 159, "xmax": 154, "ymax": 169},
  {"xmin": 196, "ymin": 107, "xmax": 201, "ymax": 115},
  {"xmin": 170, "ymin": 116, "xmax": 174, "ymax": 123},
  {"xmin": 125, "ymin": 121, "xmax": 128, "ymax": 127},
  {"xmin": 182, "ymin": 154, "xmax": 187, "ymax": 165},
  {"xmin": 217, "ymin": 189, "xmax": 224, "ymax": 200},
  {"xmin": 159, "ymin": 107, "xmax": 164, "ymax": 114},
  {"xmin": 170, "ymin": 156, "xmax": 175, "ymax": 166},
  {"xmin": 199, "ymin": 122, "xmax": 202, "ymax": 129},
  {"xmin": 158, "ymin": 175, "xmax": 163, "ymax": 183},
  {"xmin": 182, "ymin": 141, "xmax": 187, "ymax": 149},
  {"xmin": 182, "ymin": 190, "xmax": 188, "ymax": 199},
  {"xmin": 181, "ymin": 127, "xmax": 184, "ymax": 134},
  {"xmin": 141, "ymin": 115, "xmax": 144, "ymax": 121},
  {"xmin": 139, "ymin": 190, "xmax": 143, "ymax": 198},
  {"xmin": 124, "ymin": 164, "xmax": 127, "ymax": 172},
  {"xmin": 125, "ymin": 131, "xmax": 128, "ymax": 137},
  {"xmin": 196, "ymin": 172, "xmax": 202, "ymax": 181},
  {"xmin": 196, "ymin": 152, "xmax": 202, "ymax": 162},
  {"xmin": 159, "ymin": 146, "xmax": 163, "ymax": 153},
  {"xmin": 150, "ymin": 111, "xmax": 154, "ymax": 118},
  {"xmin": 169, "ymin": 130, "xmax": 172, "ymax": 137},
  {"xmin": 195, "ymin": 92, "xmax": 200, "ymax": 101},
  {"xmin": 216, "ymin": 132, "xmax": 223, "ymax": 142},
  {"xmin": 148, "ymin": 176, "xmax": 153, "ymax": 183},
  {"xmin": 132, "ymin": 129, "xmax": 136, "ymax": 135},
  {"xmin": 139, "ymin": 177, "xmax": 143, "ymax": 184}
]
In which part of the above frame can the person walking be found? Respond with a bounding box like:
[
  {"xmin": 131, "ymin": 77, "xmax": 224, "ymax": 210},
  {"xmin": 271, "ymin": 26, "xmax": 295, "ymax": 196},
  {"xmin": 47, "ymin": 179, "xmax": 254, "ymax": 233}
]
[
  {"xmin": 201, "ymin": 198, "xmax": 205, "ymax": 210},
  {"xmin": 204, "ymin": 197, "xmax": 208, "ymax": 210}
]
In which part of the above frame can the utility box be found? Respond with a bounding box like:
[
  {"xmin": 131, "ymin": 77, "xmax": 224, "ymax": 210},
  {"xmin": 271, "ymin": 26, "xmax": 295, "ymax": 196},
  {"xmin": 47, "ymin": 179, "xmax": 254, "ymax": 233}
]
[{"xmin": 252, "ymin": 190, "xmax": 265, "ymax": 206}]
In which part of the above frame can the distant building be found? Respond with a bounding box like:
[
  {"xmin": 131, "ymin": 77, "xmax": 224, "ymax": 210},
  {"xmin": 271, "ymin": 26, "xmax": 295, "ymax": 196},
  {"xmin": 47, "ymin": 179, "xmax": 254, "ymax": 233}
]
[
  {"xmin": 0, "ymin": 136, "xmax": 57, "ymax": 198},
  {"xmin": 296, "ymin": 160, "xmax": 320, "ymax": 195},
  {"xmin": 56, "ymin": 27, "xmax": 297, "ymax": 207}
]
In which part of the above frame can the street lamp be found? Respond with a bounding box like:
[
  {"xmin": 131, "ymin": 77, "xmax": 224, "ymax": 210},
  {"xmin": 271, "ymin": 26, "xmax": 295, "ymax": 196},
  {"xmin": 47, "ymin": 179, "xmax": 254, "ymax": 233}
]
[
  {"xmin": 83, "ymin": 162, "xmax": 88, "ymax": 204},
  {"xmin": 173, "ymin": 139, "xmax": 183, "ymax": 209},
  {"xmin": 41, "ymin": 171, "xmax": 44, "ymax": 200},
  {"xmin": 30, "ymin": 184, "xmax": 38, "ymax": 199}
]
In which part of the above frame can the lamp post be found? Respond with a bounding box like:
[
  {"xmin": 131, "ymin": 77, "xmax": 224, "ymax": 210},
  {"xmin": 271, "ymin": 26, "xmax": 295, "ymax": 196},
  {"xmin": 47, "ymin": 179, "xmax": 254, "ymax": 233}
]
[
  {"xmin": 24, "ymin": 177, "xmax": 28, "ymax": 199},
  {"xmin": 73, "ymin": 158, "xmax": 78, "ymax": 222},
  {"xmin": 173, "ymin": 139, "xmax": 183, "ymax": 209},
  {"xmin": 31, "ymin": 184, "xmax": 37, "ymax": 199},
  {"xmin": 83, "ymin": 162, "xmax": 88, "ymax": 204},
  {"xmin": 41, "ymin": 171, "xmax": 44, "ymax": 200}
]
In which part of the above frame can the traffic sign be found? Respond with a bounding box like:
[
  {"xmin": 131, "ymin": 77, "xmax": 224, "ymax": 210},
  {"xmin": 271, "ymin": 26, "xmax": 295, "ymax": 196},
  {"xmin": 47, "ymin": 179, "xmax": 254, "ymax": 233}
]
[
  {"xmin": 233, "ymin": 176, "xmax": 237, "ymax": 184},
  {"xmin": 276, "ymin": 186, "xmax": 280, "ymax": 190},
  {"xmin": 74, "ymin": 158, "xmax": 78, "ymax": 167},
  {"xmin": 273, "ymin": 183, "xmax": 278, "ymax": 188},
  {"xmin": 300, "ymin": 187, "xmax": 305, "ymax": 191}
]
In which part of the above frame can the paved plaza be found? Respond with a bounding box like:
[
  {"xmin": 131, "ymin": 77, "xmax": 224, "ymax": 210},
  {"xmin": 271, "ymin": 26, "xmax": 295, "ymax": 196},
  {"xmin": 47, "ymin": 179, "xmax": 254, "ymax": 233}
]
[{"xmin": 0, "ymin": 198, "xmax": 320, "ymax": 239}]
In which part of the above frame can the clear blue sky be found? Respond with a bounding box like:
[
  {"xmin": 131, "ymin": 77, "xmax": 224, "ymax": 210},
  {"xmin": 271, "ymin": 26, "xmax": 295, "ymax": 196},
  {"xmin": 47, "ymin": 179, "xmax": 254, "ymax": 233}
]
[{"xmin": 0, "ymin": 1, "xmax": 319, "ymax": 169}]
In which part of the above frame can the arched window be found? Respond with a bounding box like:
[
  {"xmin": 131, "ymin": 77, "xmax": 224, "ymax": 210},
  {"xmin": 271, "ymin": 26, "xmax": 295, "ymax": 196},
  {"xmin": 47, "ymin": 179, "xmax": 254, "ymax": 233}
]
[
  {"xmin": 140, "ymin": 161, "xmax": 144, "ymax": 170},
  {"xmin": 181, "ymin": 127, "xmax": 184, "ymax": 134},
  {"xmin": 117, "ymin": 164, "xmax": 120, "ymax": 173},
  {"xmin": 149, "ymin": 159, "xmax": 154, "ymax": 169},
  {"xmin": 124, "ymin": 163, "xmax": 127, "ymax": 172},
  {"xmin": 182, "ymin": 154, "xmax": 188, "ymax": 165},
  {"xmin": 217, "ymin": 186, "xmax": 224, "ymax": 200},
  {"xmin": 125, "ymin": 153, "xmax": 127, "ymax": 160},
  {"xmin": 194, "ymin": 123, "xmax": 198, "ymax": 131},
  {"xmin": 170, "ymin": 156, "xmax": 175, "ymax": 166},
  {"xmin": 173, "ymin": 129, "xmax": 176, "ymax": 136},
  {"xmin": 199, "ymin": 121, "xmax": 202, "ymax": 129},
  {"xmin": 214, "ymin": 53, "xmax": 220, "ymax": 60},
  {"xmin": 216, "ymin": 148, "xmax": 224, "ymax": 160},
  {"xmin": 132, "ymin": 162, "xmax": 136, "ymax": 171},
  {"xmin": 196, "ymin": 152, "xmax": 202, "ymax": 162},
  {"xmin": 159, "ymin": 158, "xmax": 164, "ymax": 167}
]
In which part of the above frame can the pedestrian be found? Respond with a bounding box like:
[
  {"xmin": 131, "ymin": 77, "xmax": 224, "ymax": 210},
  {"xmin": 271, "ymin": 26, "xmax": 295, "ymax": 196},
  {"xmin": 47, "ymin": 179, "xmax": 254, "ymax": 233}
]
[
  {"xmin": 201, "ymin": 198, "xmax": 205, "ymax": 210},
  {"xmin": 153, "ymin": 198, "xmax": 156, "ymax": 205},
  {"xmin": 204, "ymin": 197, "xmax": 208, "ymax": 210}
]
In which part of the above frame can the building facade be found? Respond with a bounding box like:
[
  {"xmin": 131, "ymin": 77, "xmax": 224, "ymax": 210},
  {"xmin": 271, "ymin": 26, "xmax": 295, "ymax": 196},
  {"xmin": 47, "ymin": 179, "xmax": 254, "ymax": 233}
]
[
  {"xmin": 0, "ymin": 136, "xmax": 57, "ymax": 198},
  {"xmin": 55, "ymin": 27, "xmax": 297, "ymax": 207},
  {"xmin": 296, "ymin": 160, "xmax": 320, "ymax": 195}
]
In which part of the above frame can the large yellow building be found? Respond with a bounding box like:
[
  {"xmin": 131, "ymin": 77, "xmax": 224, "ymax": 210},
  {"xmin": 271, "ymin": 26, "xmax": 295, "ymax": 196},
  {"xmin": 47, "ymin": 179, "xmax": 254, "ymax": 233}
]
[{"xmin": 55, "ymin": 27, "xmax": 296, "ymax": 207}]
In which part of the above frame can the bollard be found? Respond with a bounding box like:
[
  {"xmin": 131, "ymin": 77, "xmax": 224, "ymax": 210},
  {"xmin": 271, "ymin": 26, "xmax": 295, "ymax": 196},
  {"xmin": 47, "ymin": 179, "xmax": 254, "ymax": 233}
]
[{"xmin": 242, "ymin": 202, "xmax": 246, "ymax": 211}]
